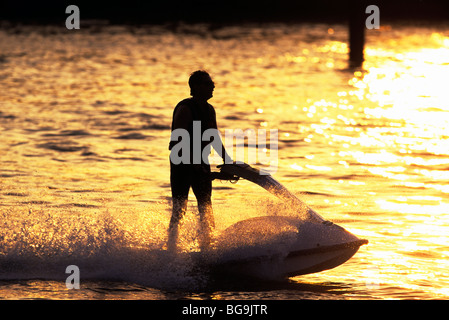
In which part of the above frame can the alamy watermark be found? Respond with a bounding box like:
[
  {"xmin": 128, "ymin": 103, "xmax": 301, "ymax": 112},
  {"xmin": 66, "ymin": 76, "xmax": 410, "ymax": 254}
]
[
  {"xmin": 65, "ymin": 4, "xmax": 381, "ymax": 31},
  {"xmin": 365, "ymin": 5, "xmax": 380, "ymax": 30},
  {"xmin": 170, "ymin": 122, "xmax": 278, "ymax": 174},
  {"xmin": 364, "ymin": 265, "xmax": 381, "ymax": 289},
  {"xmin": 65, "ymin": 265, "xmax": 80, "ymax": 289},
  {"xmin": 65, "ymin": 5, "xmax": 80, "ymax": 30}
]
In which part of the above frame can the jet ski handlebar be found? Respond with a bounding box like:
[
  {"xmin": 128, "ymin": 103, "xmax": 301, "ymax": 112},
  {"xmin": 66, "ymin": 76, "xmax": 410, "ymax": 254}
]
[{"xmin": 210, "ymin": 171, "xmax": 240, "ymax": 182}]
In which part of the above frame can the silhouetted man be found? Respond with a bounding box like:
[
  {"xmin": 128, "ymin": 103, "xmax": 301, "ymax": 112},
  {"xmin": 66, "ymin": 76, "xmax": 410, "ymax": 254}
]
[{"xmin": 168, "ymin": 70, "xmax": 232, "ymax": 252}]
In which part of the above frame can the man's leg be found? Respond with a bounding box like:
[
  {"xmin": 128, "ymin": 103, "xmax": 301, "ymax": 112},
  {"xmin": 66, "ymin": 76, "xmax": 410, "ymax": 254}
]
[
  {"xmin": 191, "ymin": 166, "xmax": 214, "ymax": 251},
  {"xmin": 168, "ymin": 164, "xmax": 190, "ymax": 252},
  {"xmin": 167, "ymin": 196, "xmax": 188, "ymax": 252},
  {"xmin": 197, "ymin": 198, "xmax": 214, "ymax": 251}
]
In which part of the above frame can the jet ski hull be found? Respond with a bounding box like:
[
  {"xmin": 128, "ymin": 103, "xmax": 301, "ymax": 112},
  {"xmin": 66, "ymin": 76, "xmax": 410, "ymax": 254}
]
[
  {"xmin": 211, "ymin": 216, "xmax": 368, "ymax": 280},
  {"xmin": 207, "ymin": 163, "xmax": 368, "ymax": 279},
  {"xmin": 211, "ymin": 241, "xmax": 366, "ymax": 280},
  {"xmin": 283, "ymin": 239, "xmax": 368, "ymax": 277}
]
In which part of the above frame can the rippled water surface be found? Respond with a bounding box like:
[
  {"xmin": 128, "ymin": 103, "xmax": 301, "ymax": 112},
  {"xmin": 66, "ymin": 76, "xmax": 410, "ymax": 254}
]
[{"xmin": 1, "ymin": 22, "xmax": 449, "ymax": 299}]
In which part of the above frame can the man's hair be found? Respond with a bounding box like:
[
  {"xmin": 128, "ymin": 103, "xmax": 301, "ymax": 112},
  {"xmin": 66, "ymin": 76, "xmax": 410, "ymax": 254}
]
[{"xmin": 189, "ymin": 70, "xmax": 211, "ymax": 96}]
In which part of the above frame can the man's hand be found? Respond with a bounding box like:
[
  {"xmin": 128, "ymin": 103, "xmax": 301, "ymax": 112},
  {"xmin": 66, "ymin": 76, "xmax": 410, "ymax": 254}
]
[{"xmin": 210, "ymin": 171, "xmax": 239, "ymax": 182}]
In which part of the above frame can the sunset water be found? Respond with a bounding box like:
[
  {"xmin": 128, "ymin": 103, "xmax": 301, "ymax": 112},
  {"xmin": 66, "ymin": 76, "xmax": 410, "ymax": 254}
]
[{"xmin": 1, "ymin": 22, "xmax": 449, "ymax": 299}]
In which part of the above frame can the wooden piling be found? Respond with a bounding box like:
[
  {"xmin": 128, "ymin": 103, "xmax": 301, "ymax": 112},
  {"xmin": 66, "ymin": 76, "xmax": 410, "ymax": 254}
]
[{"xmin": 349, "ymin": 0, "xmax": 366, "ymax": 68}]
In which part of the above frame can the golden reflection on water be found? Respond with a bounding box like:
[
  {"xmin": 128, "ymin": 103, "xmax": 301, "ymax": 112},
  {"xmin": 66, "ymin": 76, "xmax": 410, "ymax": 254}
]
[
  {"xmin": 1, "ymin": 24, "xmax": 449, "ymax": 299},
  {"xmin": 293, "ymin": 28, "xmax": 449, "ymax": 298}
]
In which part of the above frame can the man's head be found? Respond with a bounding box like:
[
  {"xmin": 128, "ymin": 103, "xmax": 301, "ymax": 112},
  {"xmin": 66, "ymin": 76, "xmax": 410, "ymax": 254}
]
[{"xmin": 189, "ymin": 70, "xmax": 215, "ymax": 101}]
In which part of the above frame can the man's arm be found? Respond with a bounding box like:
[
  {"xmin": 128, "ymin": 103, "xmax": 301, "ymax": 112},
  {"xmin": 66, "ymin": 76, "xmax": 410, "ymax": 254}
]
[{"xmin": 210, "ymin": 107, "xmax": 233, "ymax": 164}]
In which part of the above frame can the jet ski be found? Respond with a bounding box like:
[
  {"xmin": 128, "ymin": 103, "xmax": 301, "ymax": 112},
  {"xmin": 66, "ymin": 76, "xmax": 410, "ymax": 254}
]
[{"xmin": 209, "ymin": 163, "xmax": 368, "ymax": 280}]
